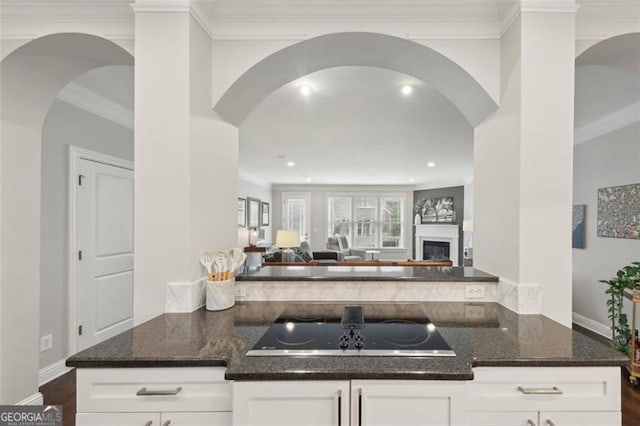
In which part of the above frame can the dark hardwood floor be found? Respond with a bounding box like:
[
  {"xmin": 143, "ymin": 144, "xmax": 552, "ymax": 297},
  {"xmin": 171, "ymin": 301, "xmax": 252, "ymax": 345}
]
[
  {"xmin": 40, "ymin": 329, "xmax": 640, "ymax": 426},
  {"xmin": 40, "ymin": 368, "xmax": 75, "ymax": 426}
]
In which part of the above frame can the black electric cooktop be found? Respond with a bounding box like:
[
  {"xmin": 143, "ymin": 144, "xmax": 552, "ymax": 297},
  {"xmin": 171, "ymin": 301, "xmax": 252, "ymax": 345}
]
[{"xmin": 247, "ymin": 306, "xmax": 455, "ymax": 357}]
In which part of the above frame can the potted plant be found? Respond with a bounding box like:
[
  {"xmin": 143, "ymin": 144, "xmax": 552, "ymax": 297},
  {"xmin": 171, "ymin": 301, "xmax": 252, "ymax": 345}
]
[{"xmin": 599, "ymin": 261, "xmax": 640, "ymax": 354}]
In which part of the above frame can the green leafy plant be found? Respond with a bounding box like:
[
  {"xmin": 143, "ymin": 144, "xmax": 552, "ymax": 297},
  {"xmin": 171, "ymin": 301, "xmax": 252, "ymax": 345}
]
[{"xmin": 599, "ymin": 261, "xmax": 640, "ymax": 355}]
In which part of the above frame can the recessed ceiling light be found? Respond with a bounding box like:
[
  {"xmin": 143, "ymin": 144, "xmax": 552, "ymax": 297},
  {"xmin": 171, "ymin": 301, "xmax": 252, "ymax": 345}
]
[
  {"xmin": 400, "ymin": 85, "xmax": 414, "ymax": 96},
  {"xmin": 427, "ymin": 161, "xmax": 436, "ymax": 168},
  {"xmin": 299, "ymin": 85, "xmax": 312, "ymax": 96},
  {"xmin": 287, "ymin": 161, "xmax": 295, "ymax": 167},
  {"xmin": 305, "ymin": 177, "xmax": 312, "ymax": 182},
  {"xmin": 409, "ymin": 178, "xmax": 415, "ymax": 183}
]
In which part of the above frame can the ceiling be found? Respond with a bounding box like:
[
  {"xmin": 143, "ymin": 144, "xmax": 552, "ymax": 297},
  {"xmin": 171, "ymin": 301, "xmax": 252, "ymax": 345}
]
[
  {"xmin": 240, "ymin": 66, "xmax": 473, "ymax": 186},
  {"xmin": 73, "ymin": 65, "xmax": 134, "ymax": 110}
]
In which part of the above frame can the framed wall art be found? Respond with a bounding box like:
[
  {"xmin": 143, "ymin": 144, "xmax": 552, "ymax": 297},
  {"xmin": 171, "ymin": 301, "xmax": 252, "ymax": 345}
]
[
  {"xmin": 237, "ymin": 198, "xmax": 246, "ymax": 227},
  {"xmin": 261, "ymin": 202, "xmax": 270, "ymax": 226},
  {"xmin": 597, "ymin": 183, "xmax": 640, "ymax": 239},
  {"xmin": 417, "ymin": 197, "xmax": 454, "ymax": 223},
  {"xmin": 247, "ymin": 197, "xmax": 261, "ymax": 228},
  {"xmin": 572, "ymin": 204, "xmax": 585, "ymax": 248}
]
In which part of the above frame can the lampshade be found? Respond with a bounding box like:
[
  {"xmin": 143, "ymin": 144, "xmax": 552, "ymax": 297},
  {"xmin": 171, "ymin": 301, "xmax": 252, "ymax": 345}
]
[
  {"xmin": 463, "ymin": 220, "xmax": 474, "ymax": 233},
  {"xmin": 275, "ymin": 230, "xmax": 300, "ymax": 248}
]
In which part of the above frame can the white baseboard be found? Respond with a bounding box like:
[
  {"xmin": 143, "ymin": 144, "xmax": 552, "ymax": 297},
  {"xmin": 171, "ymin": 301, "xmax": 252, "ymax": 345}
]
[
  {"xmin": 572, "ymin": 312, "xmax": 611, "ymax": 339},
  {"xmin": 39, "ymin": 359, "xmax": 73, "ymax": 386},
  {"xmin": 17, "ymin": 392, "xmax": 43, "ymax": 405}
]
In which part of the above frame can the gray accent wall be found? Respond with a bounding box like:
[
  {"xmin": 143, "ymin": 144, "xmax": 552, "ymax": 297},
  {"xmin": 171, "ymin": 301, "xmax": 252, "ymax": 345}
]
[
  {"xmin": 572, "ymin": 122, "xmax": 640, "ymax": 329},
  {"xmin": 40, "ymin": 100, "xmax": 134, "ymax": 369},
  {"xmin": 413, "ymin": 186, "xmax": 465, "ymax": 265}
]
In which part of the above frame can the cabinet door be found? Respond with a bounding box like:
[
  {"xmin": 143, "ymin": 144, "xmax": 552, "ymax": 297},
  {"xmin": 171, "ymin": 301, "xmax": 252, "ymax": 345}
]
[
  {"xmin": 161, "ymin": 412, "xmax": 232, "ymax": 425},
  {"xmin": 467, "ymin": 411, "xmax": 539, "ymax": 426},
  {"xmin": 77, "ymin": 413, "xmax": 160, "ymax": 426},
  {"xmin": 233, "ymin": 381, "xmax": 350, "ymax": 426},
  {"xmin": 352, "ymin": 380, "xmax": 468, "ymax": 426},
  {"xmin": 539, "ymin": 411, "xmax": 621, "ymax": 426}
]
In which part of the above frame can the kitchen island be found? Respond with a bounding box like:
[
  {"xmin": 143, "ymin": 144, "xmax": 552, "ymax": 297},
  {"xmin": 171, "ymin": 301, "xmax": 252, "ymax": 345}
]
[{"xmin": 67, "ymin": 301, "xmax": 626, "ymax": 425}]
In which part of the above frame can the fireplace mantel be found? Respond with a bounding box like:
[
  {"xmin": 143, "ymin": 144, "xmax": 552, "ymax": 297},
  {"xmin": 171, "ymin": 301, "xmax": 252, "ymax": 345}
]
[{"xmin": 415, "ymin": 224, "xmax": 459, "ymax": 266}]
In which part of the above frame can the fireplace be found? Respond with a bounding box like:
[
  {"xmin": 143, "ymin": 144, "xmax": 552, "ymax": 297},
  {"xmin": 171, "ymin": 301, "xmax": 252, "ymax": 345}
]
[
  {"xmin": 414, "ymin": 224, "xmax": 459, "ymax": 266},
  {"xmin": 422, "ymin": 240, "xmax": 450, "ymax": 261}
]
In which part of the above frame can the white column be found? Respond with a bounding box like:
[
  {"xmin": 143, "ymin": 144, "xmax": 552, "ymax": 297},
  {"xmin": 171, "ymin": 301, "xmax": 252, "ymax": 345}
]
[
  {"xmin": 133, "ymin": 2, "xmax": 238, "ymax": 324},
  {"xmin": 474, "ymin": 1, "xmax": 576, "ymax": 326},
  {"xmin": 519, "ymin": 0, "xmax": 576, "ymax": 326}
]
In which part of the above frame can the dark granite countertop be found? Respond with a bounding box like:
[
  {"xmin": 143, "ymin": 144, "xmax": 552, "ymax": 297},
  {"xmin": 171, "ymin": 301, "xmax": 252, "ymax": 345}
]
[
  {"xmin": 236, "ymin": 266, "xmax": 499, "ymax": 282},
  {"xmin": 66, "ymin": 301, "xmax": 627, "ymax": 381}
]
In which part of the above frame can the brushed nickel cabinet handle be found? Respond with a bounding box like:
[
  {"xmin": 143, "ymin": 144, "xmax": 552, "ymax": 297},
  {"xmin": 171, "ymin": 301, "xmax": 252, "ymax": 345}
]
[
  {"xmin": 526, "ymin": 420, "xmax": 536, "ymax": 426},
  {"xmin": 336, "ymin": 389, "xmax": 342, "ymax": 426},
  {"xmin": 517, "ymin": 386, "xmax": 562, "ymax": 395},
  {"xmin": 162, "ymin": 421, "xmax": 171, "ymax": 426},
  {"xmin": 545, "ymin": 420, "xmax": 556, "ymax": 426},
  {"xmin": 136, "ymin": 386, "xmax": 182, "ymax": 396},
  {"xmin": 144, "ymin": 422, "xmax": 153, "ymax": 426},
  {"xmin": 358, "ymin": 388, "xmax": 363, "ymax": 426}
]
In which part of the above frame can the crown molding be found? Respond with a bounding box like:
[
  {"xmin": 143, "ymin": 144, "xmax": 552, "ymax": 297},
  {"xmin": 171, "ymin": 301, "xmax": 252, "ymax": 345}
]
[
  {"xmin": 239, "ymin": 170, "xmax": 273, "ymax": 190},
  {"xmin": 56, "ymin": 82, "xmax": 134, "ymax": 130},
  {"xmin": 575, "ymin": 101, "xmax": 640, "ymax": 144}
]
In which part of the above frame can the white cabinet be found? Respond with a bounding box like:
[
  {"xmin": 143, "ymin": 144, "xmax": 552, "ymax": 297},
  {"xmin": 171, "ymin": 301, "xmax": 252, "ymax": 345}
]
[
  {"xmin": 233, "ymin": 381, "xmax": 350, "ymax": 426},
  {"xmin": 76, "ymin": 413, "xmax": 160, "ymax": 426},
  {"xmin": 468, "ymin": 411, "xmax": 621, "ymax": 426},
  {"xmin": 468, "ymin": 367, "xmax": 621, "ymax": 426},
  {"xmin": 467, "ymin": 411, "xmax": 538, "ymax": 426},
  {"xmin": 161, "ymin": 412, "xmax": 233, "ymax": 425},
  {"xmin": 233, "ymin": 380, "xmax": 468, "ymax": 426},
  {"xmin": 352, "ymin": 380, "xmax": 468, "ymax": 426},
  {"xmin": 76, "ymin": 367, "xmax": 232, "ymax": 426},
  {"xmin": 538, "ymin": 411, "xmax": 621, "ymax": 426}
]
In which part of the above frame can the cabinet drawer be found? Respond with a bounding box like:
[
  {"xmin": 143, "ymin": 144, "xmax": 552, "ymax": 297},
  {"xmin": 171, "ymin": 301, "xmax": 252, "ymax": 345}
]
[
  {"xmin": 539, "ymin": 411, "xmax": 621, "ymax": 426},
  {"xmin": 77, "ymin": 368, "xmax": 231, "ymax": 413},
  {"xmin": 469, "ymin": 367, "xmax": 620, "ymax": 412},
  {"xmin": 77, "ymin": 412, "xmax": 160, "ymax": 426}
]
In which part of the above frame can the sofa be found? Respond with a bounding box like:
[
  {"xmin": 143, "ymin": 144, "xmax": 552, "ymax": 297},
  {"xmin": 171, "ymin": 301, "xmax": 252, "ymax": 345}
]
[
  {"xmin": 263, "ymin": 241, "xmax": 338, "ymax": 264},
  {"xmin": 326, "ymin": 235, "xmax": 366, "ymax": 261}
]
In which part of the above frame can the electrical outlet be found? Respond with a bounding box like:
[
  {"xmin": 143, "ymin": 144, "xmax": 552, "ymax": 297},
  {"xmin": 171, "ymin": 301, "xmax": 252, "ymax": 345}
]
[
  {"xmin": 40, "ymin": 334, "xmax": 53, "ymax": 352},
  {"xmin": 465, "ymin": 284, "xmax": 486, "ymax": 299},
  {"xmin": 464, "ymin": 304, "xmax": 486, "ymax": 320}
]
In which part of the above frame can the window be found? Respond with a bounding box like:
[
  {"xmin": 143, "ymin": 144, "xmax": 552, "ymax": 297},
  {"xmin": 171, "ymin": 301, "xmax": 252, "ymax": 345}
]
[
  {"xmin": 327, "ymin": 194, "xmax": 405, "ymax": 248},
  {"xmin": 282, "ymin": 192, "xmax": 310, "ymax": 242}
]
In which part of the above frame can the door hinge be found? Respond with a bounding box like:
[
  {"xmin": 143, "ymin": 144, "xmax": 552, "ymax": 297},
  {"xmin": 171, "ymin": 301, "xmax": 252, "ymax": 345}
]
[
  {"xmin": 78, "ymin": 325, "xmax": 83, "ymax": 336},
  {"xmin": 78, "ymin": 250, "xmax": 82, "ymax": 261},
  {"xmin": 78, "ymin": 174, "xmax": 85, "ymax": 186}
]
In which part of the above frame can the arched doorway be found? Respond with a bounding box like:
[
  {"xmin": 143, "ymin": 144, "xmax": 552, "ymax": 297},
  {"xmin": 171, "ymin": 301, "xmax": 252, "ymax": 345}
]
[
  {"xmin": 214, "ymin": 32, "xmax": 497, "ymax": 127},
  {"xmin": 0, "ymin": 33, "xmax": 133, "ymax": 403},
  {"xmin": 572, "ymin": 32, "xmax": 640, "ymax": 338}
]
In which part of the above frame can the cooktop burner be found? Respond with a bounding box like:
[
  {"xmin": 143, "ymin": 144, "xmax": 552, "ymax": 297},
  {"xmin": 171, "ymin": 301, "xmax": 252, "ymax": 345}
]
[{"xmin": 247, "ymin": 306, "xmax": 455, "ymax": 357}]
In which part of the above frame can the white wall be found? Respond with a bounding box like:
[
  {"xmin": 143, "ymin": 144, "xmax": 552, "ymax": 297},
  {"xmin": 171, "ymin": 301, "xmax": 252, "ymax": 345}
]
[
  {"xmin": 0, "ymin": 120, "xmax": 41, "ymax": 403},
  {"xmin": 272, "ymin": 184, "xmax": 413, "ymax": 260},
  {"xmin": 237, "ymin": 178, "xmax": 273, "ymax": 246},
  {"xmin": 573, "ymin": 122, "xmax": 640, "ymax": 329},
  {"xmin": 473, "ymin": 17, "xmax": 522, "ymax": 283},
  {"xmin": 40, "ymin": 99, "xmax": 133, "ymax": 369}
]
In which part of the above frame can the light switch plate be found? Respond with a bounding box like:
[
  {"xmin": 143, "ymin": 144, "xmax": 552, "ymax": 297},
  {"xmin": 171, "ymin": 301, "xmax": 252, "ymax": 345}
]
[{"xmin": 40, "ymin": 334, "xmax": 53, "ymax": 352}]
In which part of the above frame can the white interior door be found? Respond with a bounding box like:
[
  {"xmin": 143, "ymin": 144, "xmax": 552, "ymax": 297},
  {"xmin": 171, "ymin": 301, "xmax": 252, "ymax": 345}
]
[{"xmin": 76, "ymin": 158, "xmax": 134, "ymax": 351}]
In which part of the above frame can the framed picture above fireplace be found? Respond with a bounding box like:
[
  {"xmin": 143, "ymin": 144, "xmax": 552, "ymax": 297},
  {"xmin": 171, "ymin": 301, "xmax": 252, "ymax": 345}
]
[{"xmin": 417, "ymin": 197, "xmax": 454, "ymax": 223}]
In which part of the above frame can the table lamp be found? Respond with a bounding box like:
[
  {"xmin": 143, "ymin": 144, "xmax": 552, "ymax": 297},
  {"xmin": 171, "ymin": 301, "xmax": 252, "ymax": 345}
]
[{"xmin": 276, "ymin": 230, "xmax": 300, "ymax": 263}]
